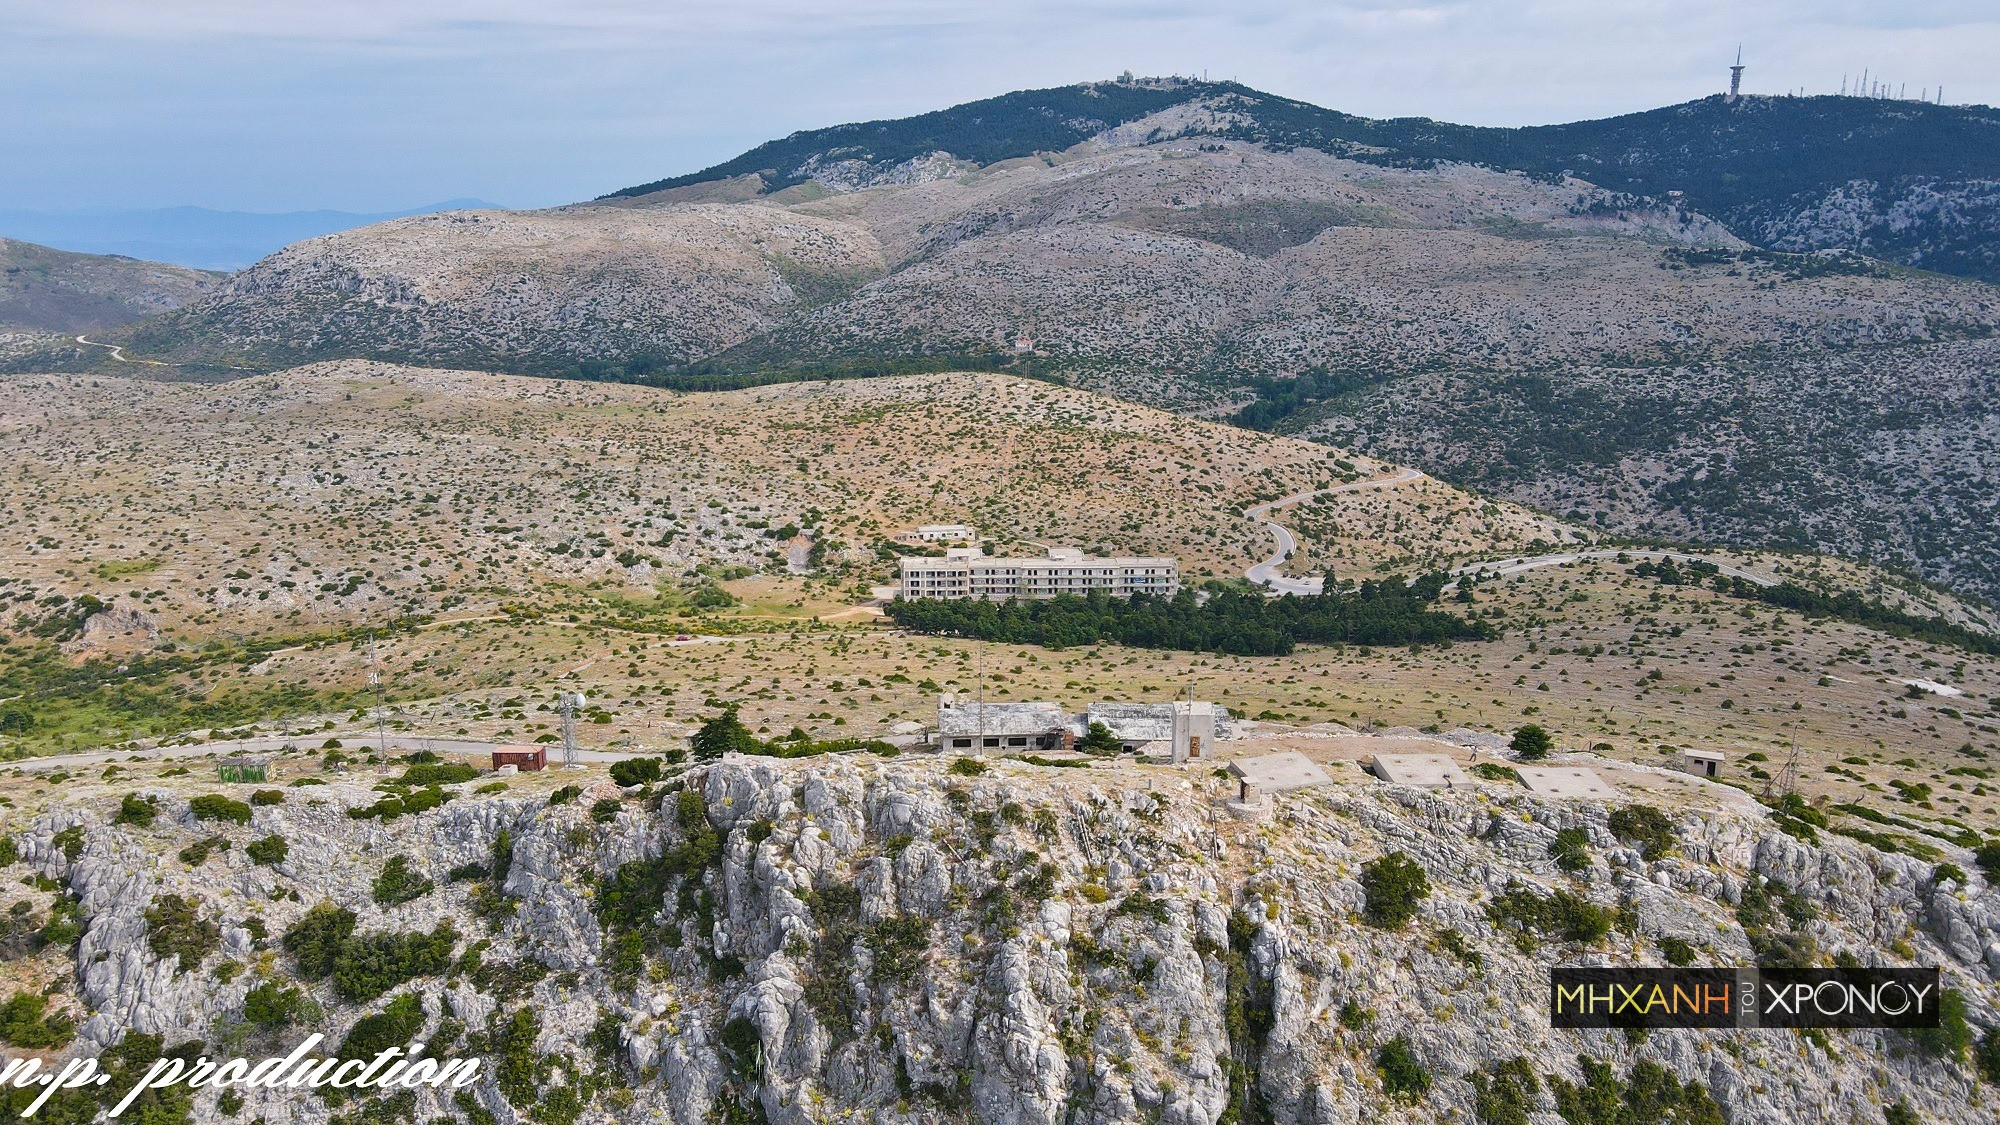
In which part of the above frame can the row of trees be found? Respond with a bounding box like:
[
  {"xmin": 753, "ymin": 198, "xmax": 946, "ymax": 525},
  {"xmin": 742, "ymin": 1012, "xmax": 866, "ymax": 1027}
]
[{"xmin": 884, "ymin": 581, "xmax": 1490, "ymax": 657}]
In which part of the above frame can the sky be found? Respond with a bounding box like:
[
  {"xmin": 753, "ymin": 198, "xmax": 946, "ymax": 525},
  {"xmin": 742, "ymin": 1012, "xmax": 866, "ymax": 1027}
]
[{"xmin": 3, "ymin": 0, "xmax": 1996, "ymax": 214}]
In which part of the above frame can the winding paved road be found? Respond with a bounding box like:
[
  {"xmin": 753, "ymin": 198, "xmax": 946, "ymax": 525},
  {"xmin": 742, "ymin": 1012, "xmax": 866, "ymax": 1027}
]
[{"xmin": 1244, "ymin": 467, "xmax": 1425, "ymax": 595}]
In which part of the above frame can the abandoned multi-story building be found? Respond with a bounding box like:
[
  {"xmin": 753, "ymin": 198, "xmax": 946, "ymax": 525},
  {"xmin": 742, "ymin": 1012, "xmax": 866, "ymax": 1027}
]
[{"xmin": 899, "ymin": 546, "xmax": 1178, "ymax": 602}]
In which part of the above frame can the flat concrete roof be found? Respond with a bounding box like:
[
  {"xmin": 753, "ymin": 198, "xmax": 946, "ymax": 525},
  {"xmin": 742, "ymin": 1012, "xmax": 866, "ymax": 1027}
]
[
  {"xmin": 938, "ymin": 700, "xmax": 1070, "ymax": 737},
  {"xmin": 1227, "ymin": 751, "xmax": 1333, "ymax": 792},
  {"xmin": 1368, "ymin": 754, "xmax": 1472, "ymax": 788},
  {"xmin": 1680, "ymin": 748, "xmax": 1727, "ymax": 761},
  {"xmin": 1514, "ymin": 765, "xmax": 1619, "ymax": 799}
]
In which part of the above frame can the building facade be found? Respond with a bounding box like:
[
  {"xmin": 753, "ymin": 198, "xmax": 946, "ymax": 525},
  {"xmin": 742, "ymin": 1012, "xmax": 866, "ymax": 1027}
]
[{"xmin": 900, "ymin": 546, "xmax": 1178, "ymax": 602}]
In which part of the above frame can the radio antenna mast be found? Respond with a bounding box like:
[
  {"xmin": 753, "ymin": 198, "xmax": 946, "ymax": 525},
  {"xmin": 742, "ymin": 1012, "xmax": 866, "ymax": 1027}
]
[
  {"xmin": 558, "ymin": 691, "xmax": 585, "ymax": 768},
  {"xmin": 368, "ymin": 632, "xmax": 388, "ymax": 757}
]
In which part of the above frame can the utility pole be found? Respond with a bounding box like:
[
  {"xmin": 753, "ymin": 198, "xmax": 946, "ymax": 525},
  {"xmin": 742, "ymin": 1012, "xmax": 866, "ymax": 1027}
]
[{"xmin": 368, "ymin": 632, "xmax": 388, "ymax": 757}]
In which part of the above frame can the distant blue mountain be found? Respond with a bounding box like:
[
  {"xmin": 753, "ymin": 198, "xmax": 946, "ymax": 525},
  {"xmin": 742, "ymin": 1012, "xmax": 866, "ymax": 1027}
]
[{"xmin": 0, "ymin": 199, "xmax": 503, "ymax": 271}]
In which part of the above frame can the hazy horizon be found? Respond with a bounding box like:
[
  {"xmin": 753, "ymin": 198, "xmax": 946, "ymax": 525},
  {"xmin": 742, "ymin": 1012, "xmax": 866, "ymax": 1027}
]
[{"xmin": 3, "ymin": 1, "xmax": 1997, "ymax": 215}]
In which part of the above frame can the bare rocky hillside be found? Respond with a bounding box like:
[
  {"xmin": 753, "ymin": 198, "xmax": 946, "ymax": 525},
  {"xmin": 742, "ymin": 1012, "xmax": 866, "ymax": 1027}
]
[
  {"xmin": 2, "ymin": 752, "xmax": 1992, "ymax": 1125},
  {"xmin": 0, "ymin": 237, "xmax": 220, "ymax": 334}
]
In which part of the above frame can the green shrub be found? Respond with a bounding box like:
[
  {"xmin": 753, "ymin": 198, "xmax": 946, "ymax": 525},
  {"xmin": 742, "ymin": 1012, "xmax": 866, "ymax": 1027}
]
[
  {"xmin": 867, "ymin": 915, "xmax": 931, "ymax": 985},
  {"xmin": 548, "ymin": 785, "xmax": 582, "ymax": 806},
  {"xmin": 591, "ymin": 798, "xmax": 623, "ymax": 824},
  {"xmin": 190, "ymin": 794, "xmax": 253, "ymax": 824},
  {"xmin": 0, "ymin": 837, "xmax": 15, "ymax": 866},
  {"xmin": 179, "ymin": 835, "xmax": 229, "ymax": 865},
  {"xmin": 0, "ymin": 992, "xmax": 74, "ymax": 1048},
  {"xmin": 242, "ymin": 980, "xmax": 310, "ymax": 1028},
  {"xmin": 1485, "ymin": 886, "xmax": 1615, "ymax": 949},
  {"xmin": 949, "ymin": 757, "xmax": 988, "ymax": 777},
  {"xmin": 1079, "ymin": 721, "xmax": 1121, "ymax": 756},
  {"xmin": 609, "ymin": 758, "xmax": 663, "ymax": 787},
  {"xmin": 1113, "ymin": 893, "xmax": 1172, "ymax": 925},
  {"xmin": 1360, "ymin": 852, "xmax": 1430, "ymax": 929},
  {"xmin": 372, "ymin": 856, "xmax": 435, "ymax": 906},
  {"xmin": 1469, "ymin": 1057, "xmax": 1538, "ymax": 1125},
  {"xmin": 1657, "ymin": 937, "xmax": 1697, "ymax": 966},
  {"xmin": 1469, "ymin": 762, "xmax": 1523, "ymax": 785},
  {"xmin": 1607, "ymin": 805, "xmax": 1677, "ymax": 860},
  {"xmin": 691, "ymin": 709, "xmax": 762, "ymax": 762},
  {"xmin": 250, "ymin": 790, "xmax": 285, "ymax": 806},
  {"xmin": 145, "ymin": 893, "xmax": 220, "ymax": 970},
  {"xmin": 245, "ymin": 835, "xmax": 288, "ymax": 866},
  {"xmin": 337, "ymin": 993, "xmax": 425, "ymax": 1061},
  {"xmin": 1975, "ymin": 1032, "xmax": 2000, "ymax": 1086},
  {"xmin": 283, "ymin": 902, "xmax": 357, "ymax": 977},
  {"xmin": 1510, "ymin": 724, "xmax": 1554, "ymax": 761},
  {"xmin": 395, "ymin": 763, "xmax": 479, "ymax": 787},
  {"xmin": 1375, "ymin": 1037, "xmax": 1431, "ymax": 1100},
  {"xmin": 1549, "ymin": 828, "xmax": 1591, "ymax": 873},
  {"xmin": 1550, "ymin": 1056, "xmax": 1723, "ymax": 1125},
  {"xmin": 329, "ymin": 923, "xmax": 458, "ymax": 1002},
  {"xmin": 114, "ymin": 793, "xmax": 158, "ymax": 827},
  {"xmin": 1975, "ymin": 843, "xmax": 2000, "ymax": 882},
  {"xmin": 1909, "ymin": 988, "xmax": 1972, "ymax": 1061},
  {"xmin": 35, "ymin": 899, "xmax": 81, "ymax": 949},
  {"xmin": 51, "ymin": 826, "xmax": 84, "ymax": 863}
]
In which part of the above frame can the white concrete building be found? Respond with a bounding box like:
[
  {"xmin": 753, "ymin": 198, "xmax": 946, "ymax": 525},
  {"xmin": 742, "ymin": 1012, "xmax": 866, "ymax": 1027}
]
[
  {"xmin": 1087, "ymin": 701, "xmax": 1218, "ymax": 761},
  {"xmin": 910, "ymin": 524, "xmax": 976, "ymax": 543},
  {"xmin": 1678, "ymin": 748, "xmax": 1726, "ymax": 779},
  {"xmin": 934, "ymin": 695, "xmax": 1072, "ymax": 754},
  {"xmin": 899, "ymin": 546, "xmax": 1178, "ymax": 602}
]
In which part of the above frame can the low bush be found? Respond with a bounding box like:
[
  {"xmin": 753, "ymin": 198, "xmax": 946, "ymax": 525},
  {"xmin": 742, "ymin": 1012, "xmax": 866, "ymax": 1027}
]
[
  {"xmin": 337, "ymin": 993, "xmax": 425, "ymax": 1061},
  {"xmin": 0, "ymin": 992, "xmax": 74, "ymax": 1048},
  {"xmin": 245, "ymin": 835, "xmax": 288, "ymax": 866},
  {"xmin": 1485, "ymin": 885, "xmax": 1615, "ymax": 949},
  {"xmin": 114, "ymin": 793, "xmax": 158, "ymax": 827},
  {"xmin": 371, "ymin": 856, "xmax": 434, "ymax": 906},
  {"xmin": 1548, "ymin": 828, "xmax": 1591, "ymax": 873},
  {"xmin": 609, "ymin": 758, "xmax": 663, "ymax": 787},
  {"xmin": 1361, "ymin": 852, "xmax": 1430, "ymax": 929},
  {"xmin": 242, "ymin": 980, "xmax": 310, "ymax": 1028},
  {"xmin": 1375, "ymin": 1037, "xmax": 1431, "ymax": 1101},
  {"xmin": 190, "ymin": 794, "xmax": 253, "ymax": 824},
  {"xmin": 1607, "ymin": 805, "xmax": 1677, "ymax": 860},
  {"xmin": 145, "ymin": 893, "xmax": 220, "ymax": 970}
]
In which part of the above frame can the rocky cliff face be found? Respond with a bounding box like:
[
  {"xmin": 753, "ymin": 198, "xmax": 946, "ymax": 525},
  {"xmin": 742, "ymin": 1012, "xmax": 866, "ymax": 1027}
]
[{"xmin": 10, "ymin": 756, "xmax": 1996, "ymax": 1124}]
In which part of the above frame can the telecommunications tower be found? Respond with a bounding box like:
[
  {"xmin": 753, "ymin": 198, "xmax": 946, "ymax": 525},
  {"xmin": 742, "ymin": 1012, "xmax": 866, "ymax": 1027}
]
[{"xmin": 558, "ymin": 691, "xmax": 586, "ymax": 768}]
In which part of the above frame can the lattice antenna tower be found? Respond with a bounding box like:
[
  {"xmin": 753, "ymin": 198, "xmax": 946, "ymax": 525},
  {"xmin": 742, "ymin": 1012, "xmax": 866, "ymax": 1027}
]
[{"xmin": 558, "ymin": 691, "xmax": 587, "ymax": 768}]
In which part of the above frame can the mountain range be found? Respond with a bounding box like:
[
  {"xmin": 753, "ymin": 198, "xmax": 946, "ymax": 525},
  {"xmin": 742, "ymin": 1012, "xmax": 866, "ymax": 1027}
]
[{"xmin": 14, "ymin": 77, "xmax": 2000, "ymax": 604}]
